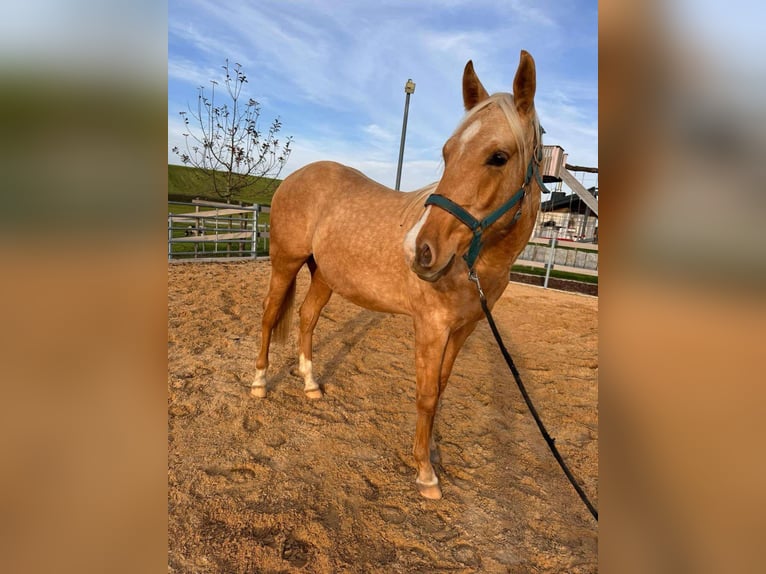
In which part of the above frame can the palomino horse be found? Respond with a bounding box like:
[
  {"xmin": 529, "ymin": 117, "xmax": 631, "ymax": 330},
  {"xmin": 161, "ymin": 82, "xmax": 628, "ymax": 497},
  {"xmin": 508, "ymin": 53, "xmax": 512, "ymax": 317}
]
[{"xmin": 253, "ymin": 51, "xmax": 543, "ymax": 500}]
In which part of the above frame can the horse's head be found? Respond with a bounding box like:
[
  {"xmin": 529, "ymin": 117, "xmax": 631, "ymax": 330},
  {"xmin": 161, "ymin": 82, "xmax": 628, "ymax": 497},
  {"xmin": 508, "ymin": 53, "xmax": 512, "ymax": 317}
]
[{"xmin": 405, "ymin": 52, "xmax": 540, "ymax": 282}]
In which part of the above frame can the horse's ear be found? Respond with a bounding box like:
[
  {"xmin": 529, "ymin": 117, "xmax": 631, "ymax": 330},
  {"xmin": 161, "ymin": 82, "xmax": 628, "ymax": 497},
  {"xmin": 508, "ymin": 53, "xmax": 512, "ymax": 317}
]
[
  {"xmin": 463, "ymin": 60, "xmax": 490, "ymax": 111},
  {"xmin": 513, "ymin": 50, "xmax": 536, "ymax": 115}
]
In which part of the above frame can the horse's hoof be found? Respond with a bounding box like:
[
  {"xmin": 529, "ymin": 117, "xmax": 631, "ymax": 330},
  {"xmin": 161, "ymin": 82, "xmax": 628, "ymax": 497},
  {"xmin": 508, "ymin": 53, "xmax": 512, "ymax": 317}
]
[
  {"xmin": 250, "ymin": 386, "xmax": 267, "ymax": 398},
  {"xmin": 305, "ymin": 388, "xmax": 323, "ymax": 400},
  {"xmin": 417, "ymin": 482, "xmax": 443, "ymax": 500}
]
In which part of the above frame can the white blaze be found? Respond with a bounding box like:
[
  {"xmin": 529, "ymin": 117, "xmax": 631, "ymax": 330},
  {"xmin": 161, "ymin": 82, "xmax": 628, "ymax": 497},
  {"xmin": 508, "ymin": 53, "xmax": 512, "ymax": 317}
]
[
  {"xmin": 403, "ymin": 206, "xmax": 431, "ymax": 265},
  {"xmin": 459, "ymin": 119, "xmax": 482, "ymax": 152}
]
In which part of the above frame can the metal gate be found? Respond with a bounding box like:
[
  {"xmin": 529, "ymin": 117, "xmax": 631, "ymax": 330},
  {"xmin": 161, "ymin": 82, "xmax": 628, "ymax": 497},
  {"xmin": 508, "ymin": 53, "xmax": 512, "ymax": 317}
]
[{"xmin": 168, "ymin": 199, "xmax": 270, "ymax": 261}]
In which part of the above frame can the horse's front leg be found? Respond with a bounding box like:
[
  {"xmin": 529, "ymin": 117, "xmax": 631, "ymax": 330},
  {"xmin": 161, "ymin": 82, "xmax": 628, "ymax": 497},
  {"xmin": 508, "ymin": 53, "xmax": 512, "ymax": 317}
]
[
  {"xmin": 429, "ymin": 322, "xmax": 477, "ymax": 465},
  {"xmin": 412, "ymin": 323, "xmax": 450, "ymax": 500}
]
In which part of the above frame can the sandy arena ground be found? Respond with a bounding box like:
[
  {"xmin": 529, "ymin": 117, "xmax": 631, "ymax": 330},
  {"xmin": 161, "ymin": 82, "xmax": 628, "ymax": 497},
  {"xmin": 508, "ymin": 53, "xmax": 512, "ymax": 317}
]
[{"xmin": 168, "ymin": 260, "xmax": 598, "ymax": 573}]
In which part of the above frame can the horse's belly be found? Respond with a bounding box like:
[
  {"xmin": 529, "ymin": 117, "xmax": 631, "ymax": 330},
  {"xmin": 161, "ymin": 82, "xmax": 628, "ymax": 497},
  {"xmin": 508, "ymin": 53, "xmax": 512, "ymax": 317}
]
[{"xmin": 313, "ymin": 242, "xmax": 412, "ymax": 316}]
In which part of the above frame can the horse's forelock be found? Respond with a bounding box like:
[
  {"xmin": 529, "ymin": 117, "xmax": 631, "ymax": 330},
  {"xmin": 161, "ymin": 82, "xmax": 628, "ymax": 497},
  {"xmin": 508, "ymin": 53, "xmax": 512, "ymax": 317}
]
[{"xmin": 453, "ymin": 93, "xmax": 541, "ymax": 167}]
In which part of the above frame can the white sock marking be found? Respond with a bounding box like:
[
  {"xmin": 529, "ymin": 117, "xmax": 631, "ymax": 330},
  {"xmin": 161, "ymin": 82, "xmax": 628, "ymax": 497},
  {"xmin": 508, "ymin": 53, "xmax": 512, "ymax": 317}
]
[
  {"xmin": 252, "ymin": 368, "xmax": 267, "ymax": 388},
  {"xmin": 416, "ymin": 474, "xmax": 439, "ymax": 486},
  {"xmin": 299, "ymin": 353, "xmax": 319, "ymax": 391}
]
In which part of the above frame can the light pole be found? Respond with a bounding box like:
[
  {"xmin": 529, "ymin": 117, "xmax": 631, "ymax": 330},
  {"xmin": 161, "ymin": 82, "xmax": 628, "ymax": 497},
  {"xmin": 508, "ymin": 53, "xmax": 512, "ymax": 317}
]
[{"xmin": 395, "ymin": 78, "xmax": 415, "ymax": 190}]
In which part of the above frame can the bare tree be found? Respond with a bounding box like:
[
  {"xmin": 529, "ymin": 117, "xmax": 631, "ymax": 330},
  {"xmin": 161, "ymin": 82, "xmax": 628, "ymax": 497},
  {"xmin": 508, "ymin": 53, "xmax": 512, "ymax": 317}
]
[{"xmin": 172, "ymin": 59, "xmax": 292, "ymax": 202}]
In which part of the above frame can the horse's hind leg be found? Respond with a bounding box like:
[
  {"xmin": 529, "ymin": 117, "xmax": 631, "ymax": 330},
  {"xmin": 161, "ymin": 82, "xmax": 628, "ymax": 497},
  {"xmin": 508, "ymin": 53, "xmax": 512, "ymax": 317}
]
[
  {"xmin": 252, "ymin": 256, "xmax": 305, "ymax": 398},
  {"xmin": 297, "ymin": 258, "xmax": 333, "ymax": 399}
]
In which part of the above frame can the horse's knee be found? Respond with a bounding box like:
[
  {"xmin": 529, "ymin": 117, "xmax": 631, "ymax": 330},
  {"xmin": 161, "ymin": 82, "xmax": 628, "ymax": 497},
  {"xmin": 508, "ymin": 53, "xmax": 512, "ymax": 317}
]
[{"xmin": 416, "ymin": 392, "xmax": 439, "ymax": 414}]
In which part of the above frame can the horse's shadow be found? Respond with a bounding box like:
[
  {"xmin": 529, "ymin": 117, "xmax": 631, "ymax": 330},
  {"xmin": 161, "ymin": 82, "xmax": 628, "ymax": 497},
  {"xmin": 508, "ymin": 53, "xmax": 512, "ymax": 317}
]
[
  {"xmin": 315, "ymin": 309, "xmax": 385, "ymax": 384},
  {"xmin": 270, "ymin": 308, "xmax": 385, "ymax": 394}
]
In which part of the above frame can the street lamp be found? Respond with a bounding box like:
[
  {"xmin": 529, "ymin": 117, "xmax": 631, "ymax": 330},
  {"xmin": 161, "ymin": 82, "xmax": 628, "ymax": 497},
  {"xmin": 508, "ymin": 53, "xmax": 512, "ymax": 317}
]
[{"xmin": 395, "ymin": 78, "xmax": 416, "ymax": 190}]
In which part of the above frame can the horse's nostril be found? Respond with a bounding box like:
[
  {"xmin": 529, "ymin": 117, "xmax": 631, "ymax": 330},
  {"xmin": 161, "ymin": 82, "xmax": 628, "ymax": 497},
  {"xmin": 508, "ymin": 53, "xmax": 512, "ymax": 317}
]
[{"xmin": 419, "ymin": 243, "xmax": 433, "ymax": 268}]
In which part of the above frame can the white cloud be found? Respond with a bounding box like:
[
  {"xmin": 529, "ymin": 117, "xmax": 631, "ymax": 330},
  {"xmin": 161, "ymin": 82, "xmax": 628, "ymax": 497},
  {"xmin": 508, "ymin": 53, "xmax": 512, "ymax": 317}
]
[
  {"xmin": 268, "ymin": 128, "xmax": 442, "ymax": 191},
  {"xmin": 167, "ymin": 58, "xmax": 220, "ymax": 87},
  {"xmin": 169, "ymin": 1, "xmax": 597, "ymax": 190},
  {"xmin": 363, "ymin": 123, "xmax": 397, "ymax": 144},
  {"xmin": 507, "ymin": 0, "xmax": 559, "ymax": 28}
]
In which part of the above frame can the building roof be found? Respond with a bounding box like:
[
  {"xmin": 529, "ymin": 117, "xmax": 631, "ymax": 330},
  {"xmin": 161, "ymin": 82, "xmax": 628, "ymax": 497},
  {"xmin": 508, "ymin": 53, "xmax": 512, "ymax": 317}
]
[{"xmin": 540, "ymin": 187, "xmax": 598, "ymax": 214}]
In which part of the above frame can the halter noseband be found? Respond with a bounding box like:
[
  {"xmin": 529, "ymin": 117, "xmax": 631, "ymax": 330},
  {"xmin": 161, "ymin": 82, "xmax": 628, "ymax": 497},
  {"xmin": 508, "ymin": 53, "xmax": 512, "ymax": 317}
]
[{"xmin": 424, "ymin": 144, "xmax": 546, "ymax": 273}]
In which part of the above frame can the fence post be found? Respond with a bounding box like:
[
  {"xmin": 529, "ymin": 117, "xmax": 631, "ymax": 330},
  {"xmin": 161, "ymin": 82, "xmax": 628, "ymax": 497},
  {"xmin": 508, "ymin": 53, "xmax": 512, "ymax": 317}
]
[
  {"xmin": 168, "ymin": 214, "xmax": 173, "ymax": 261},
  {"xmin": 543, "ymin": 232, "xmax": 558, "ymax": 289},
  {"xmin": 194, "ymin": 204, "xmax": 200, "ymax": 258},
  {"xmin": 250, "ymin": 203, "xmax": 261, "ymax": 259}
]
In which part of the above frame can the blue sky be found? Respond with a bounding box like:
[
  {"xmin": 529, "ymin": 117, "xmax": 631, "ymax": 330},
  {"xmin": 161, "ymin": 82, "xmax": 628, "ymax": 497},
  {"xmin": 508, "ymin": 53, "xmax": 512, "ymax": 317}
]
[{"xmin": 168, "ymin": 0, "xmax": 598, "ymax": 192}]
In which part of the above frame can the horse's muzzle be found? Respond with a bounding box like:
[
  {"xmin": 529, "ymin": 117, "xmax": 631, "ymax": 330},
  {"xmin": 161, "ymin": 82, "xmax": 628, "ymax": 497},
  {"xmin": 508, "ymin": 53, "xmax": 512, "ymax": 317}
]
[{"xmin": 411, "ymin": 252, "xmax": 455, "ymax": 282}]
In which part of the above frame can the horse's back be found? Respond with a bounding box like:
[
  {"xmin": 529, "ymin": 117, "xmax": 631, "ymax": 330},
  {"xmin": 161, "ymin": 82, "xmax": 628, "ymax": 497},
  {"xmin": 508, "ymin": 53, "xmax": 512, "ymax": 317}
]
[
  {"xmin": 269, "ymin": 161, "xmax": 429, "ymax": 313},
  {"xmin": 270, "ymin": 161, "xmax": 422, "ymax": 252},
  {"xmin": 273, "ymin": 161, "xmax": 399, "ymax": 210}
]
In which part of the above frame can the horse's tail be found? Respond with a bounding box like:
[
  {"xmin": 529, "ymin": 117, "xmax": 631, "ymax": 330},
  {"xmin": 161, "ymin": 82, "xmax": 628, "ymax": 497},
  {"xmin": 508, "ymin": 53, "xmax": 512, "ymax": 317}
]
[{"xmin": 272, "ymin": 277, "xmax": 297, "ymax": 345}]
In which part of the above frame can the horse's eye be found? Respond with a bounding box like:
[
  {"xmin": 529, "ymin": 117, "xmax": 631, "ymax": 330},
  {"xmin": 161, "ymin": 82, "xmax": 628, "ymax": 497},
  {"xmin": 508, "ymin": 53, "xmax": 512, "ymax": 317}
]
[{"xmin": 486, "ymin": 151, "xmax": 508, "ymax": 167}]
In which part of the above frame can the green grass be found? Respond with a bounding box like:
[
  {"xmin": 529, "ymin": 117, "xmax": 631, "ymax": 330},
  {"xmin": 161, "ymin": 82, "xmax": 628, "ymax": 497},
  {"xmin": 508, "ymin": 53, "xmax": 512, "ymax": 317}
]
[
  {"xmin": 511, "ymin": 264, "xmax": 598, "ymax": 284},
  {"xmin": 168, "ymin": 164, "xmax": 281, "ymax": 205},
  {"xmin": 168, "ymin": 199, "xmax": 270, "ymax": 226},
  {"xmin": 168, "ymin": 203, "xmax": 196, "ymax": 215}
]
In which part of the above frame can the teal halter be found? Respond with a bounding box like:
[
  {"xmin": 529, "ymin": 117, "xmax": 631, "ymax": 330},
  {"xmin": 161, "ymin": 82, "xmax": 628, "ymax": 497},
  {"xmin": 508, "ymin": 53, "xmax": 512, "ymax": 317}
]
[{"xmin": 424, "ymin": 148, "xmax": 546, "ymax": 272}]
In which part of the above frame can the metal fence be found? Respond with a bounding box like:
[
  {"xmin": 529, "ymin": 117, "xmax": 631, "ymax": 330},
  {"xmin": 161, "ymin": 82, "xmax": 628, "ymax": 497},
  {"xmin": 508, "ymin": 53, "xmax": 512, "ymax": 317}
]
[
  {"xmin": 515, "ymin": 201, "xmax": 599, "ymax": 280},
  {"xmin": 168, "ymin": 199, "xmax": 270, "ymax": 261},
  {"xmin": 533, "ymin": 211, "xmax": 598, "ymax": 243},
  {"xmin": 516, "ymin": 234, "xmax": 599, "ymax": 284},
  {"xmin": 168, "ymin": 199, "xmax": 598, "ymax": 280}
]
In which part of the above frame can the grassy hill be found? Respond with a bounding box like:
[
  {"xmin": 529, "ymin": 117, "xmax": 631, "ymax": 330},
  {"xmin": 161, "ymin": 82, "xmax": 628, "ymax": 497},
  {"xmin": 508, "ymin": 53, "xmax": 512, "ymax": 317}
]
[{"xmin": 168, "ymin": 164, "xmax": 282, "ymax": 205}]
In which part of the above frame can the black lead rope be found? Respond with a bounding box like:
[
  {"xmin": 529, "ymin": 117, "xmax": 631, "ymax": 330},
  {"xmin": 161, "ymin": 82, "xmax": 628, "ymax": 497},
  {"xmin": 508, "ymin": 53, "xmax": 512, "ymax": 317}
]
[{"xmin": 470, "ymin": 271, "xmax": 599, "ymax": 521}]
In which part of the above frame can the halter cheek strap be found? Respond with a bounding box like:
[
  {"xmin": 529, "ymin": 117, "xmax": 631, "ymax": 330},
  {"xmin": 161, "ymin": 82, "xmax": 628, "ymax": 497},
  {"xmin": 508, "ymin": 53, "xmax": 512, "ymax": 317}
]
[
  {"xmin": 425, "ymin": 187, "xmax": 525, "ymax": 272},
  {"xmin": 424, "ymin": 156, "xmax": 542, "ymax": 272}
]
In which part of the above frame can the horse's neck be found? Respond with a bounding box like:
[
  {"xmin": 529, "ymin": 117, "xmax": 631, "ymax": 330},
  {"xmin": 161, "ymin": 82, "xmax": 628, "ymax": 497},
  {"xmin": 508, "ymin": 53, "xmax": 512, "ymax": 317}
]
[
  {"xmin": 398, "ymin": 185, "xmax": 437, "ymax": 227},
  {"xmin": 479, "ymin": 201, "xmax": 539, "ymax": 286}
]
